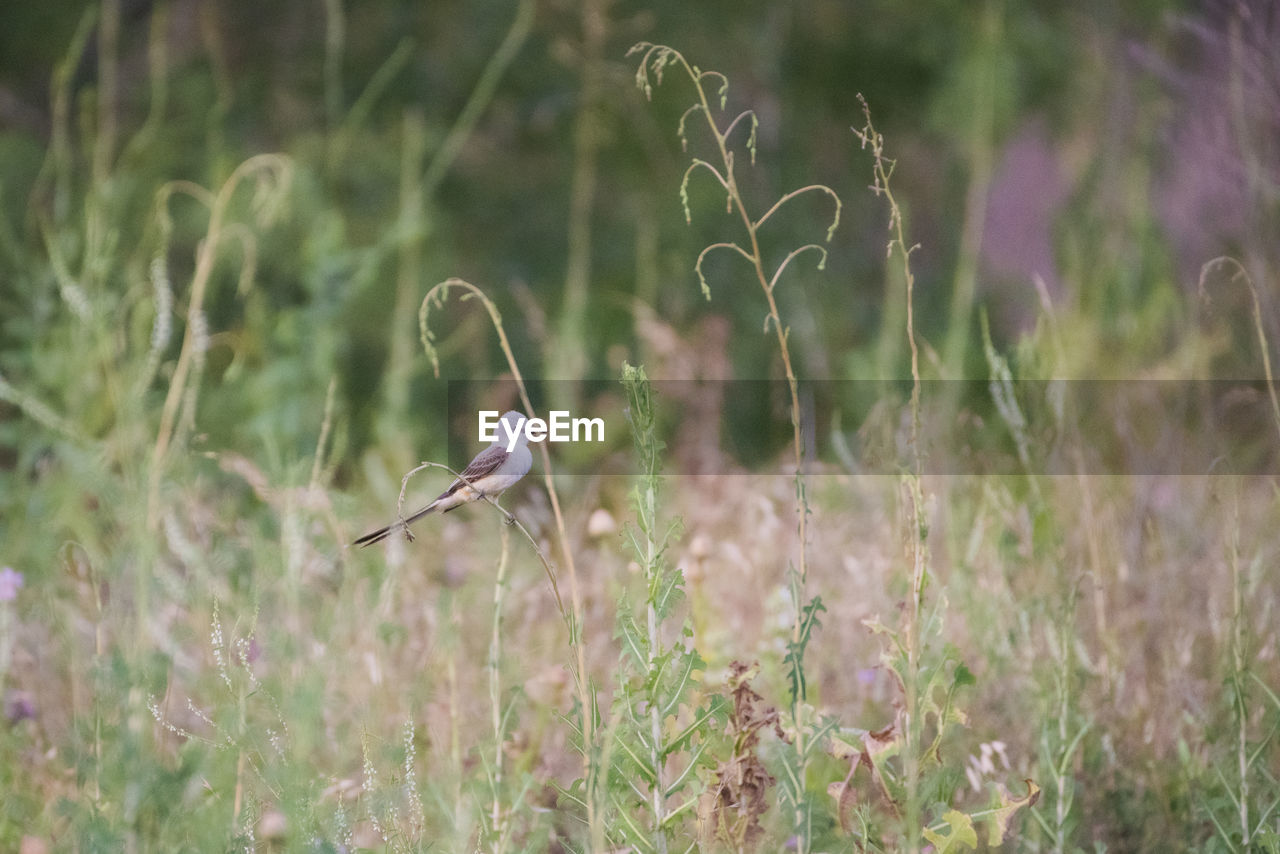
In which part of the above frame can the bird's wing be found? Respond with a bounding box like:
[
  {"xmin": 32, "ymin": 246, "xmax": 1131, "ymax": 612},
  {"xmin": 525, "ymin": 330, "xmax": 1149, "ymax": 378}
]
[{"xmin": 438, "ymin": 444, "xmax": 510, "ymax": 498}]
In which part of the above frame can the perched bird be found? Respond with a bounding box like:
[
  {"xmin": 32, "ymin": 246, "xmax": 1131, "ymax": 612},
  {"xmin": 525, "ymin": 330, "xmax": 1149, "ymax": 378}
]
[{"xmin": 353, "ymin": 410, "xmax": 533, "ymax": 547}]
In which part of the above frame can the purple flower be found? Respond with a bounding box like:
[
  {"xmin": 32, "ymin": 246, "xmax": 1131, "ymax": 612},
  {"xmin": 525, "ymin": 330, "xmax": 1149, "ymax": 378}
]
[
  {"xmin": 5, "ymin": 691, "xmax": 35, "ymax": 723},
  {"xmin": 0, "ymin": 567, "xmax": 22, "ymax": 602}
]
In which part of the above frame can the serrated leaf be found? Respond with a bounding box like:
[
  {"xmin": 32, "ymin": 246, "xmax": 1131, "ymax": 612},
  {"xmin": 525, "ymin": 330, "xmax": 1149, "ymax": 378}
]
[
  {"xmin": 643, "ymin": 648, "xmax": 672, "ymax": 695},
  {"xmin": 667, "ymin": 696, "xmax": 726, "ymax": 758},
  {"xmin": 610, "ymin": 791, "xmax": 658, "ymax": 852},
  {"xmin": 615, "ymin": 609, "xmax": 648, "ymax": 668},
  {"xmin": 659, "ymin": 649, "xmax": 703, "ymax": 720},
  {"xmin": 653, "ymin": 568, "xmax": 687, "ymax": 621}
]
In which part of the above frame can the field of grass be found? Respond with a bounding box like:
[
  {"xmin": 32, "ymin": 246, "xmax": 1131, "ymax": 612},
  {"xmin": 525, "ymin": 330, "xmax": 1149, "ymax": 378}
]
[{"xmin": 1, "ymin": 2, "xmax": 1279, "ymax": 852}]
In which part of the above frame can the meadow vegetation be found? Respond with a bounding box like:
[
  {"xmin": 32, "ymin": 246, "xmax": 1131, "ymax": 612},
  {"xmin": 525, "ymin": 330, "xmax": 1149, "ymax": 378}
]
[{"xmin": 1, "ymin": 2, "xmax": 1278, "ymax": 852}]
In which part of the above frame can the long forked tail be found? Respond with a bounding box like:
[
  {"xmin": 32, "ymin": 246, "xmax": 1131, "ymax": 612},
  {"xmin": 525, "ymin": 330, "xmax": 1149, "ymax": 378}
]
[{"xmin": 352, "ymin": 502, "xmax": 439, "ymax": 547}]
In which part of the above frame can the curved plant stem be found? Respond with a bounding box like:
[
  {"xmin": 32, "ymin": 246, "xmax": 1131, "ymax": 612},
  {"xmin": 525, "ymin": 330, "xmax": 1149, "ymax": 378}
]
[
  {"xmin": 146, "ymin": 154, "xmax": 292, "ymax": 530},
  {"xmin": 387, "ymin": 459, "xmax": 563, "ymax": 616},
  {"xmin": 419, "ymin": 277, "xmax": 596, "ymax": 842}
]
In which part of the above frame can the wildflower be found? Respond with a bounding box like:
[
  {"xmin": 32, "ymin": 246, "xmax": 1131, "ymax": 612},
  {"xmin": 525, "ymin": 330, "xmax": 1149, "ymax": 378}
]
[
  {"xmin": 5, "ymin": 691, "xmax": 35, "ymax": 723},
  {"xmin": 0, "ymin": 567, "xmax": 23, "ymax": 602}
]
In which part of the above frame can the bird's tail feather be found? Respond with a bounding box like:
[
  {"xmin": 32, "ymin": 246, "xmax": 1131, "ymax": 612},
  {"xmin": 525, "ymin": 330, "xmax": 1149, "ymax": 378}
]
[{"xmin": 352, "ymin": 501, "xmax": 439, "ymax": 547}]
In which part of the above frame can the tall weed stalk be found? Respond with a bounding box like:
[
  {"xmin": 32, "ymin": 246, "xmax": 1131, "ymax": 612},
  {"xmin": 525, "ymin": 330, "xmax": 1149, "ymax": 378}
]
[
  {"xmin": 855, "ymin": 95, "xmax": 930, "ymax": 852},
  {"xmin": 147, "ymin": 154, "xmax": 294, "ymax": 530},
  {"xmin": 417, "ymin": 277, "xmax": 597, "ymax": 842},
  {"xmin": 604, "ymin": 364, "xmax": 720, "ymax": 851},
  {"xmin": 853, "ymin": 98, "xmax": 1039, "ymax": 852},
  {"xmin": 630, "ymin": 44, "xmax": 840, "ymax": 850},
  {"xmin": 1190, "ymin": 257, "xmax": 1280, "ymax": 851}
]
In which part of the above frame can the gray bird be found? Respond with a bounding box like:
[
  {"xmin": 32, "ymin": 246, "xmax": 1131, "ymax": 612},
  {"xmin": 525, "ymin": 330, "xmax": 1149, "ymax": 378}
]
[{"xmin": 354, "ymin": 410, "xmax": 533, "ymax": 546}]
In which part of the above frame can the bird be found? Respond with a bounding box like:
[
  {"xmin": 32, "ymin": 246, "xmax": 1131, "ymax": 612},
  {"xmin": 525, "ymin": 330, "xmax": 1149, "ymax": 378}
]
[{"xmin": 353, "ymin": 410, "xmax": 534, "ymax": 547}]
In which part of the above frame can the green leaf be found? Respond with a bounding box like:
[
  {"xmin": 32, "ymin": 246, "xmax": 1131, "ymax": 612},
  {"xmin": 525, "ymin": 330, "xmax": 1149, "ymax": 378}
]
[
  {"xmin": 658, "ymin": 647, "xmax": 703, "ymax": 719},
  {"xmin": 785, "ymin": 595, "xmax": 826, "ymax": 702},
  {"xmin": 653, "ymin": 569, "xmax": 687, "ymax": 622},
  {"xmin": 614, "ymin": 604, "xmax": 648, "ymax": 669}
]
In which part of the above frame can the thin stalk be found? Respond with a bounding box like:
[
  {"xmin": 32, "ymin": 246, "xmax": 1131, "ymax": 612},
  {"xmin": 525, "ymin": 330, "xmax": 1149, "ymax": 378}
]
[
  {"xmin": 322, "ymin": 0, "xmax": 345, "ymax": 131},
  {"xmin": 36, "ymin": 6, "xmax": 97, "ymax": 226},
  {"xmin": 419, "ymin": 278, "xmax": 596, "ymax": 844},
  {"xmin": 387, "ymin": 459, "xmax": 563, "ymax": 615},
  {"xmin": 446, "ymin": 599, "xmax": 464, "ymax": 839},
  {"xmin": 419, "ymin": 0, "xmax": 534, "ymax": 196},
  {"xmin": 552, "ymin": 0, "xmax": 609, "ymax": 408},
  {"xmin": 489, "ymin": 520, "xmax": 512, "ymax": 851},
  {"xmin": 941, "ymin": 0, "xmax": 1001, "ymax": 380},
  {"xmin": 1050, "ymin": 588, "xmax": 1080, "ymax": 854},
  {"xmin": 856, "ymin": 95, "xmax": 926, "ymax": 852},
  {"xmin": 683, "ymin": 62, "xmax": 810, "ymax": 546},
  {"xmin": 380, "ymin": 111, "xmax": 428, "ymax": 456},
  {"xmin": 643, "ymin": 477, "xmax": 669, "ymax": 854},
  {"xmin": 147, "ymin": 155, "xmax": 291, "ymax": 529},
  {"xmin": 688, "ymin": 55, "xmax": 812, "ymax": 848},
  {"xmin": 1228, "ymin": 487, "xmax": 1249, "ymax": 848},
  {"xmin": 83, "ymin": 0, "xmax": 120, "ymax": 304},
  {"xmin": 1198, "ymin": 257, "xmax": 1280, "ymax": 445},
  {"xmin": 196, "ymin": 1, "xmax": 232, "ymax": 169},
  {"xmin": 128, "ymin": 0, "xmax": 171, "ymax": 154},
  {"xmin": 93, "ymin": 0, "xmax": 120, "ymax": 190},
  {"xmin": 369, "ymin": 0, "xmax": 531, "ymax": 445},
  {"xmin": 630, "ymin": 51, "xmax": 841, "ymax": 849}
]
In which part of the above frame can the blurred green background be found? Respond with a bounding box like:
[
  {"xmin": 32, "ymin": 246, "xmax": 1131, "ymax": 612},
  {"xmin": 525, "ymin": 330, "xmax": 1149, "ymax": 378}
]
[
  {"xmin": 2, "ymin": 0, "xmax": 1278, "ymax": 850},
  {"xmin": 4, "ymin": 0, "xmax": 1275, "ymax": 474}
]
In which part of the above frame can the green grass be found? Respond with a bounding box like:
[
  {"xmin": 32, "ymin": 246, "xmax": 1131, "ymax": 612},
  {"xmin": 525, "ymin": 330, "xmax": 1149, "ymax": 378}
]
[{"xmin": 3, "ymin": 7, "xmax": 1280, "ymax": 853}]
